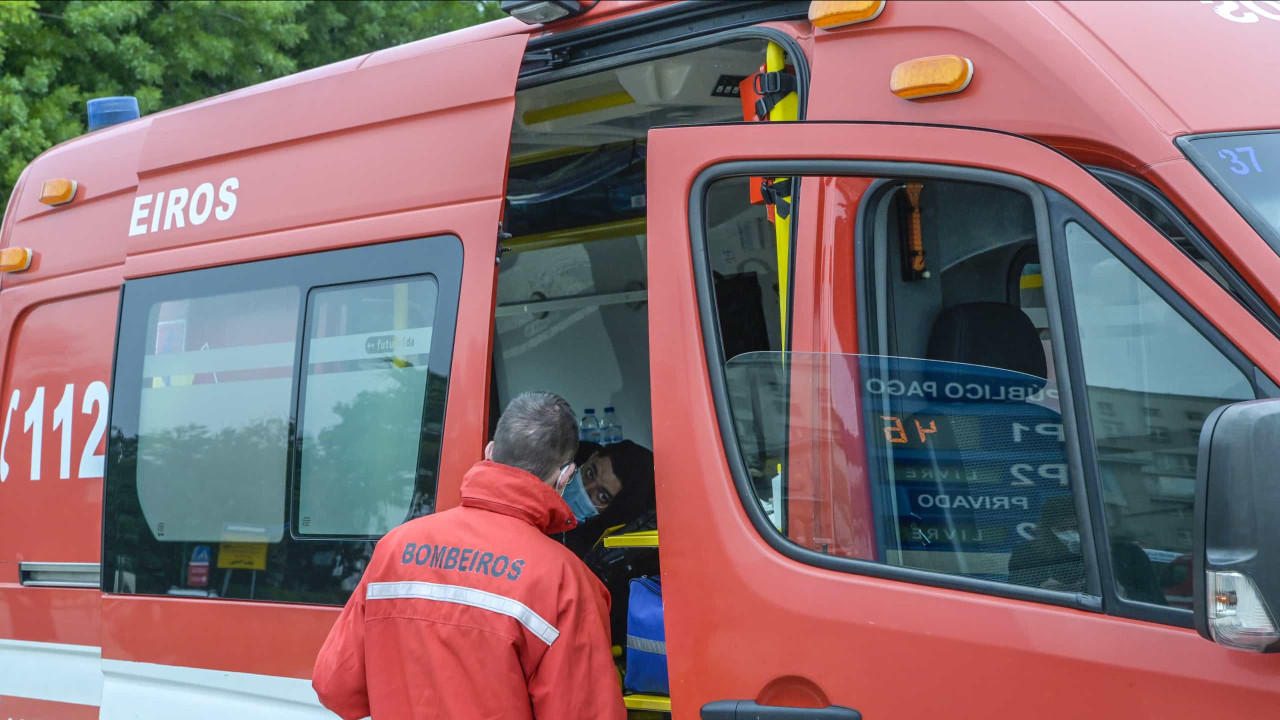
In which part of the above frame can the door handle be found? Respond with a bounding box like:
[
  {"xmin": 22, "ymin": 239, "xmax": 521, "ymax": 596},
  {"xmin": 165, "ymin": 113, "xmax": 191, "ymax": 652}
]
[{"xmin": 701, "ymin": 700, "xmax": 862, "ymax": 720}]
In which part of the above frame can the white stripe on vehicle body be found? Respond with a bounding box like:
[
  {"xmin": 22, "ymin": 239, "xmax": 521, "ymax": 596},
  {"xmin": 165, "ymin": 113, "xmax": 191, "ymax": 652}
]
[
  {"xmin": 0, "ymin": 639, "xmax": 352, "ymax": 720},
  {"xmin": 99, "ymin": 659, "xmax": 334, "ymax": 720},
  {"xmin": 0, "ymin": 638, "xmax": 102, "ymax": 706},
  {"xmin": 367, "ymin": 580, "xmax": 559, "ymax": 645}
]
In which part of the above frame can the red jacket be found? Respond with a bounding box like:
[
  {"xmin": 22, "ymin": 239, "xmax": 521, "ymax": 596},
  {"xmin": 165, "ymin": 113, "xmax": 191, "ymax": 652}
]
[{"xmin": 313, "ymin": 461, "xmax": 626, "ymax": 720}]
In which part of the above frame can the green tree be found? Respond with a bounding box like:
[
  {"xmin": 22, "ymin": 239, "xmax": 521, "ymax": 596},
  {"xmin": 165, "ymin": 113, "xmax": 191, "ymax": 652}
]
[{"xmin": 0, "ymin": 0, "xmax": 503, "ymax": 214}]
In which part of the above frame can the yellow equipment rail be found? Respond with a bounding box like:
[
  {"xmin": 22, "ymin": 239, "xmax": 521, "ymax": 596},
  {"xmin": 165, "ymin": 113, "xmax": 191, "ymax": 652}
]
[
  {"xmin": 603, "ymin": 530, "xmax": 659, "ymax": 548},
  {"xmin": 624, "ymin": 694, "xmax": 671, "ymax": 712}
]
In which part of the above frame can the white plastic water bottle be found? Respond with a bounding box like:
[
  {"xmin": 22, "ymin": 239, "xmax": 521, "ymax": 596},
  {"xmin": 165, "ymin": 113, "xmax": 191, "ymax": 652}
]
[
  {"xmin": 602, "ymin": 407, "xmax": 622, "ymax": 445},
  {"xmin": 579, "ymin": 409, "xmax": 601, "ymax": 444}
]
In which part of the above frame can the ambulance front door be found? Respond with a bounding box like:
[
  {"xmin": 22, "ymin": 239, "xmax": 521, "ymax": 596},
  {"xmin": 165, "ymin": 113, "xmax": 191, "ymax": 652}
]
[{"xmin": 646, "ymin": 122, "xmax": 1280, "ymax": 718}]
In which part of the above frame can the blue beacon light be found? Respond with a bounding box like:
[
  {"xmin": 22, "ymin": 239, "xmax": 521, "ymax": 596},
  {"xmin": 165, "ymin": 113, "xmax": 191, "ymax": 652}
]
[{"xmin": 87, "ymin": 96, "xmax": 140, "ymax": 132}]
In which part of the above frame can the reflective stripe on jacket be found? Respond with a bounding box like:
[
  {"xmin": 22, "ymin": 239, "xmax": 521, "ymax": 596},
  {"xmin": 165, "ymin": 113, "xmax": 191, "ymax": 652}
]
[{"xmin": 313, "ymin": 460, "xmax": 626, "ymax": 720}]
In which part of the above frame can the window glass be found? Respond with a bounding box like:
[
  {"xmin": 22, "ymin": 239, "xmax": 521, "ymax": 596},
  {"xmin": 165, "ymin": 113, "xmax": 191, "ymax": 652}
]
[
  {"xmin": 1014, "ymin": 256, "xmax": 1057, "ymax": 382},
  {"xmin": 1103, "ymin": 180, "xmax": 1236, "ymax": 295},
  {"xmin": 705, "ymin": 175, "xmax": 787, "ymax": 526},
  {"xmin": 725, "ymin": 352, "xmax": 1079, "ymax": 590},
  {"xmin": 1182, "ymin": 130, "xmax": 1280, "ymax": 249},
  {"xmin": 104, "ymin": 236, "xmax": 459, "ymax": 605},
  {"xmin": 1018, "ymin": 261, "xmax": 1045, "ymax": 309},
  {"xmin": 297, "ymin": 278, "xmax": 439, "ymax": 537},
  {"xmin": 137, "ymin": 287, "xmax": 298, "ymax": 544},
  {"xmin": 1065, "ymin": 221, "xmax": 1254, "ymax": 608},
  {"xmin": 708, "ymin": 175, "xmax": 1085, "ymax": 592},
  {"xmin": 707, "ymin": 175, "xmax": 786, "ymax": 356}
]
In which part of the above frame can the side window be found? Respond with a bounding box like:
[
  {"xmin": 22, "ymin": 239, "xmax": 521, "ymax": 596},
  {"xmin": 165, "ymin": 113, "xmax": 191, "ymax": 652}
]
[
  {"xmin": 105, "ymin": 236, "xmax": 459, "ymax": 605},
  {"xmin": 700, "ymin": 167, "xmax": 1263, "ymax": 614},
  {"xmin": 1064, "ymin": 221, "xmax": 1255, "ymax": 608},
  {"xmin": 1012, "ymin": 250, "xmax": 1056, "ymax": 383},
  {"xmin": 137, "ymin": 287, "xmax": 299, "ymax": 546},
  {"xmin": 1105, "ymin": 184, "xmax": 1221, "ymax": 278},
  {"xmin": 1097, "ymin": 170, "xmax": 1280, "ymax": 336},
  {"xmin": 704, "ymin": 176, "xmax": 788, "ymax": 528},
  {"xmin": 296, "ymin": 278, "xmax": 439, "ymax": 537},
  {"xmin": 705, "ymin": 173, "xmax": 1087, "ymax": 594},
  {"xmin": 706, "ymin": 176, "xmax": 786, "ymax": 357}
]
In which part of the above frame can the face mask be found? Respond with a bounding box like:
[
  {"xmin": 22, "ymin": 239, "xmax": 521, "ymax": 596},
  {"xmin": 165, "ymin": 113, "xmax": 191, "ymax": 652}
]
[
  {"xmin": 562, "ymin": 468, "xmax": 599, "ymax": 523},
  {"xmin": 1053, "ymin": 530, "xmax": 1081, "ymax": 554}
]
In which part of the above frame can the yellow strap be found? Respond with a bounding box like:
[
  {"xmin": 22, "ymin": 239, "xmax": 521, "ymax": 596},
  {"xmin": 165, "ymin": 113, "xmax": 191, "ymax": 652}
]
[{"xmin": 765, "ymin": 42, "xmax": 798, "ymax": 351}]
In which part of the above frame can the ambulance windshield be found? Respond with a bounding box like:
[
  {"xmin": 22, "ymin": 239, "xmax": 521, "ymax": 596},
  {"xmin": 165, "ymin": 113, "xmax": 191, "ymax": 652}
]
[{"xmin": 1182, "ymin": 130, "xmax": 1280, "ymax": 253}]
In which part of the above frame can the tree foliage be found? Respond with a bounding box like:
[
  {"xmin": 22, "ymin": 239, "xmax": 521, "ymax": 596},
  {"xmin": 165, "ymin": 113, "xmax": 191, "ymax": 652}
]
[{"xmin": 0, "ymin": 0, "xmax": 503, "ymax": 211}]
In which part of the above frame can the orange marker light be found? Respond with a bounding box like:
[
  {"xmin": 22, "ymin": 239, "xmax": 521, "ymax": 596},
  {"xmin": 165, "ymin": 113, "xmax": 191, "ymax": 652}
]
[
  {"xmin": 0, "ymin": 247, "xmax": 33, "ymax": 273},
  {"xmin": 890, "ymin": 55, "xmax": 974, "ymax": 100},
  {"xmin": 39, "ymin": 178, "xmax": 78, "ymax": 206},
  {"xmin": 809, "ymin": 0, "xmax": 885, "ymax": 28}
]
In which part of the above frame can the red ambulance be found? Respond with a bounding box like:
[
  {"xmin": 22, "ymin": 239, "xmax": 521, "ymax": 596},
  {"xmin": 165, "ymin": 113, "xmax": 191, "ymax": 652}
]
[{"xmin": 1, "ymin": 1, "xmax": 1278, "ymax": 717}]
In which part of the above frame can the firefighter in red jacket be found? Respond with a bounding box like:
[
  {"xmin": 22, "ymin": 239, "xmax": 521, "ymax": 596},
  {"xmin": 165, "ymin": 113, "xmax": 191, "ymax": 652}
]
[{"xmin": 314, "ymin": 391, "xmax": 627, "ymax": 720}]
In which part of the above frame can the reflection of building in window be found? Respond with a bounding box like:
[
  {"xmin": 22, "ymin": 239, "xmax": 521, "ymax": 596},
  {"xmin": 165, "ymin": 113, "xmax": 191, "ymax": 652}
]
[
  {"xmin": 1153, "ymin": 452, "xmax": 1195, "ymax": 474},
  {"xmin": 296, "ymin": 278, "xmax": 439, "ymax": 538},
  {"xmin": 1090, "ymin": 386, "xmax": 1232, "ymax": 556},
  {"xmin": 1147, "ymin": 475, "xmax": 1194, "ymax": 501}
]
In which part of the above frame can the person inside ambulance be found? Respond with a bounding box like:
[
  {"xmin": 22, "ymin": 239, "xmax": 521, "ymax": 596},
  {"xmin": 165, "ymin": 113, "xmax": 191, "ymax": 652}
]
[
  {"xmin": 564, "ymin": 440, "xmax": 659, "ymax": 651},
  {"xmin": 313, "ymin": 392, "xmax": 626, "ymax": 720},
  {"xmin": 562, "ymin": 442, "xmax": 626, "ymax": 526},
  {"xmin": 570, "ymin": 438, "xmax": 660, "ymax": 650},
  {"xmin": 563, "ymin": 439, "xmax": 656, "ymax": 557}
]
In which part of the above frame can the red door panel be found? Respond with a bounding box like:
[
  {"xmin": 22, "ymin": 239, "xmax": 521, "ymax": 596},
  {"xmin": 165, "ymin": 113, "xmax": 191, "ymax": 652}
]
[
  {"xmin": 0, "ymin": 291, "xmax": 116, "ymax": 565},
  {"xmin": 647, "ymin": 122, "xmax": 1280, "ymax": 718}
]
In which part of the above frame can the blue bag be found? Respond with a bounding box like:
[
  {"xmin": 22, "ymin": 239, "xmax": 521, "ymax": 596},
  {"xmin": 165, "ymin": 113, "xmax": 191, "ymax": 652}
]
[{"xmin": 623, "ymin": 576, "xmax": 668, "ymax": 695}]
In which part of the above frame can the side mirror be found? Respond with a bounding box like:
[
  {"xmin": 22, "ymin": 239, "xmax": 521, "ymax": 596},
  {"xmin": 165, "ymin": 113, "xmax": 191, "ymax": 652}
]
[{"xmin": 1194, "ymin": 399, "xmax": 1280, "ymax": 652}]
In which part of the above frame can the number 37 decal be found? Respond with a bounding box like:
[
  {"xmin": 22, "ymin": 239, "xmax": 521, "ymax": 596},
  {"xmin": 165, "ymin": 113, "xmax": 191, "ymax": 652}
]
[
  {"xmin": 1219, "ymin": 146, "xmax": 1265, "ymax": 175},
  {"xmin": 1203, "ymin": 1, "xmax": 1280, "ymax": 23},
  {"xmin": 0, "ymin": 382, "xmax": 109, "ymax": 482}
]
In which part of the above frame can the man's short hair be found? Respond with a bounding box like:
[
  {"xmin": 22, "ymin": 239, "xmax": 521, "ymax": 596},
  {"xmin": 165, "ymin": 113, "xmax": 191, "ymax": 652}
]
[{"xmin": 492, "ymin": 391, "xmax": 579, "ymax": 482}]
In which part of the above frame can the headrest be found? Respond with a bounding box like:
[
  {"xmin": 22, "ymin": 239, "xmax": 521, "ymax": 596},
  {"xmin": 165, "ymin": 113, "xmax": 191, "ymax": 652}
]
[{"xmin": 926, "ymin": 302, "xmax": 1047, "ymax": 379}]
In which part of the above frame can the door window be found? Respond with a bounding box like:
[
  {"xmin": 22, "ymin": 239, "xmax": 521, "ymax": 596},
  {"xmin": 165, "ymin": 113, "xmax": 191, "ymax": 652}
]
[
  {"xmin": 706, "ymin": 173, "xmax": 1087, "ymax": 594},
  {"xmin": 1095, "ymin": 169, "xmax": 1280, "ymax": 336},
  {"xmin": 699, "ymin": 166, "xmax": 1262, "ymax": 614},
  {"xmin": 1064, "ymin": 221, "xmax": 1255, "ymax": 608},
  {"xmin": 703, "ymin": 176, "xmax": 789, "ymax": 527},
  {"xmin": 104, "ymin": 236, "xmax": 460, "ymax": 605}
]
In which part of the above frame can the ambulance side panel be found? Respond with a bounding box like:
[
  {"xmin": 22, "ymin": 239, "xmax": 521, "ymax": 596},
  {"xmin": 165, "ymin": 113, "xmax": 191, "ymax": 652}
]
[
  {"xmin": 0, "ymin": 31, "xmax": 527, "ymax": 717},
  {"xmin": 0, "ymin": 133, "xmax": 136, "ymax": 717}
]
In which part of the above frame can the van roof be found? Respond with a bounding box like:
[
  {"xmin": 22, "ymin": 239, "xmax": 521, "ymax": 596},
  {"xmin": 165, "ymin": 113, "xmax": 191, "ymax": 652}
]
[
  {"xmin": 5, "ymin": 1, "xmax": 1276, "ymax": 238},
  {"xmin": 0, "ymin": 1, "xmax": 670, "ymax": 232},
  {"xmin": 1054, "ymin": 1, "xmax": 1278, "ymax": 136}
]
